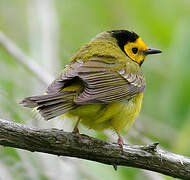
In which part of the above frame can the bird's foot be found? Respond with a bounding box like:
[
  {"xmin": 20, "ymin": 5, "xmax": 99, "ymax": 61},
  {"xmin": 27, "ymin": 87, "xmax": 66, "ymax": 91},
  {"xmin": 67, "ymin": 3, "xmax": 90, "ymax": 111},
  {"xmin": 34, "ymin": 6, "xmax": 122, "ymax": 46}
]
[
  {"xmin": 117, "ymin": 135, "xmax": 124, "ymax": 149},
  {"xmin": 72, "ymin": 127, "xmax": 82, "ymax": 140},
  {"xmin": 72, "ymin": 118, "xmax": 82, "ymax": 139}
]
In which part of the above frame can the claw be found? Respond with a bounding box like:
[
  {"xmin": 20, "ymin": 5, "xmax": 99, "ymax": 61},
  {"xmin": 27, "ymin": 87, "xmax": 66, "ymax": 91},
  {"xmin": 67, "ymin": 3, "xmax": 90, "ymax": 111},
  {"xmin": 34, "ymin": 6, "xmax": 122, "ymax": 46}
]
[
  {"xmin": 72, "ymin": 118, "xmax": 82, "ymax": 140},
  {"xmin": 117, "ymin": 135, "xmax": 124, "ymax": 149},
  {"xmin": 72, "ymin": 126, "xmax": 79, "ymax": 134},
  {"xmin": 115, "ymin": 131, "xmax": 124, "ymax": 149}
]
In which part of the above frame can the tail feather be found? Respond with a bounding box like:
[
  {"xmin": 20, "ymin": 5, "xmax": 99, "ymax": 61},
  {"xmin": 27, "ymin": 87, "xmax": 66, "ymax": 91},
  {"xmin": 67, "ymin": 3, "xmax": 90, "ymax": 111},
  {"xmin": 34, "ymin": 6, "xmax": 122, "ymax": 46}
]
[
  {"xmin": 38, "ymin": 101, "xmax": 74, "ymax": 112},
  {"xmin": 40, "ymin": 103, "xmax": 76, "ymax": 120},
  {"xmin": 20, "ymin": 92, "xmax": 74, "ymax": 107},
  {"xmin": 20, "ymin": 91, "xmax": 77, "ymax": 120}
]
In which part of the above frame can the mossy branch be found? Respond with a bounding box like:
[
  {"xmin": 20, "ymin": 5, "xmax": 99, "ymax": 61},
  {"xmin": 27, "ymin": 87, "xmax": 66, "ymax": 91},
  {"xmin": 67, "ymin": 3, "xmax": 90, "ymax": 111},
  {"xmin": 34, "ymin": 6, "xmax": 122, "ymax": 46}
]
[{"xmin": 0, "ymin": 119, "xmax": 190, "ymax": 179}]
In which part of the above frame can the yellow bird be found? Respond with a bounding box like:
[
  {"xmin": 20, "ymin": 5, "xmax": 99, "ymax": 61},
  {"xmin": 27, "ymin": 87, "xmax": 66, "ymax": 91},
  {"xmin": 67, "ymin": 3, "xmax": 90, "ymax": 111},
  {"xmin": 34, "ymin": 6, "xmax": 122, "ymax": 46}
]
[{"xmin": 21, "ymin": 30, "xmax": 161, "ymax": 148}]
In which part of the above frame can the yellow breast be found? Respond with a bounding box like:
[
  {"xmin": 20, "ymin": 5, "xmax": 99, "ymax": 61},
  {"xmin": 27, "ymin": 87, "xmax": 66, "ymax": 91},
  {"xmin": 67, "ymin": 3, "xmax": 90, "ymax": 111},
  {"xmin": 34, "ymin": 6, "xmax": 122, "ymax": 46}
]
[{"xmin": 66, "ymin": 93, "xmax": 144, "ymax": 132}]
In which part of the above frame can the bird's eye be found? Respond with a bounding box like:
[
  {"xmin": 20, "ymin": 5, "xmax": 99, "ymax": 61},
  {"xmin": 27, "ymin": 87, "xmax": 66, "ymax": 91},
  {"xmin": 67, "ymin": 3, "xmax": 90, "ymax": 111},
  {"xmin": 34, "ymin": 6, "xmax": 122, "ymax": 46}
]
[{"xmin": 132, "ymin": 48, "xmax": 138, "ymax": 54}]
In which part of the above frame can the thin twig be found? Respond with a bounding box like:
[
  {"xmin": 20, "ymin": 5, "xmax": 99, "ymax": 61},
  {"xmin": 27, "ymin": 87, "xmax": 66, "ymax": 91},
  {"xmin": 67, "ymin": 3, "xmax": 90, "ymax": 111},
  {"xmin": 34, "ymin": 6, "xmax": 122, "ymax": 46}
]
[
  {"xmin": 0, "ymin": 31, "xmax": 53, "ymax": 85},
  {"xmin": 0, "ymin": 119, "xmax": 190, "ymax": 179}
]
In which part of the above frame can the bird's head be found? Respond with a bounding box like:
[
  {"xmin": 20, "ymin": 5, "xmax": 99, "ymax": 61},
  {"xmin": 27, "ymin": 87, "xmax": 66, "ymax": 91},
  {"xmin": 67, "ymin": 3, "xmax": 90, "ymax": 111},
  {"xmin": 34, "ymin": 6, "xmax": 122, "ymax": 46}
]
[{"xmin": 109, "ymin": 30, "xmax": 162, "ymax": 65}]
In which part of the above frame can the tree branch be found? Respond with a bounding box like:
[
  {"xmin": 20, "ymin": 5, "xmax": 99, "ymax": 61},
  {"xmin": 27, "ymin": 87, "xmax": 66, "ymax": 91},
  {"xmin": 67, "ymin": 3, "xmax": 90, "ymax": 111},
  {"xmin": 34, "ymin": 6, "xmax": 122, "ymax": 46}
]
[
  {"xmin": 0, "ymin": 32, "xmax": 189, "ymax": 179},
  {"xmin": 0, "ymin": 119, "xmax": 190, "ymax": 179}
]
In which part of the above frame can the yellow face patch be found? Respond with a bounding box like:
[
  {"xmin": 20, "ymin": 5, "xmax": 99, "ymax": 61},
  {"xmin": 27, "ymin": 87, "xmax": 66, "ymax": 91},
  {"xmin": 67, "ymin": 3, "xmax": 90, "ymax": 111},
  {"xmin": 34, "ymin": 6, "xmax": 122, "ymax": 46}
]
[{"xmin": 124, "ymin": 37, "xmax": 149, "ymax": 65}]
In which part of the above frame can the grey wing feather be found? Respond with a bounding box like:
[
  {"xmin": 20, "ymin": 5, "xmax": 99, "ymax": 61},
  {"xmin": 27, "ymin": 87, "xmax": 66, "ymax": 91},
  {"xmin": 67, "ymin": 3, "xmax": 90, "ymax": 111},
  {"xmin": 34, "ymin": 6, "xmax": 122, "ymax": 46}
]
[{"xmin": 46, "ymin": 59, "xmax": 146, "ymax": 105}]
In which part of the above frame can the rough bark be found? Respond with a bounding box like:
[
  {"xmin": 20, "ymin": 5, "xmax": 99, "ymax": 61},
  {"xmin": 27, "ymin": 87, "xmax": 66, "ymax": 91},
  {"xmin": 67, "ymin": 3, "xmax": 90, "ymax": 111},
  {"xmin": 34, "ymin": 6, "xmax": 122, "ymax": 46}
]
[{"xmin": 0, "ymin": 119, "xmax": 190, "ymax": 179}]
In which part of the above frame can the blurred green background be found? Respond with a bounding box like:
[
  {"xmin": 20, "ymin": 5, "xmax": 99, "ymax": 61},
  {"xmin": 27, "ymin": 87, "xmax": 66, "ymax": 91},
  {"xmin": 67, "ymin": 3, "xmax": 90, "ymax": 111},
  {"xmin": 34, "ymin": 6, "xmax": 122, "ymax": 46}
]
[{"xmin": 0, "ymin": 0, "xmax": 190, "ymax": 179}]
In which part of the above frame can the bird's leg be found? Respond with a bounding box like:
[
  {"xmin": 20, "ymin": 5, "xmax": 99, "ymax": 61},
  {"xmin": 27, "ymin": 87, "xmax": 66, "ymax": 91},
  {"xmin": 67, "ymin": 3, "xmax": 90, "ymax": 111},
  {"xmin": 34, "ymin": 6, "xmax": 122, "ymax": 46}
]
[
  {"xmin": 116, "ymin": 132, "xmax": 124, "ymax": 149},
  {"xmin": 72, "ymin": 118, "xmax": 82, "ymax": 139}
]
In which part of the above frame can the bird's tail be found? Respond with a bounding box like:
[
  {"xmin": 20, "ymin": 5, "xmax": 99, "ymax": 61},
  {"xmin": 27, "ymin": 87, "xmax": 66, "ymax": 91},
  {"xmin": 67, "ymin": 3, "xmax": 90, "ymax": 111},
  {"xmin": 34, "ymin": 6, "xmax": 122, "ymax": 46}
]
[{"xmin": 20, "ymin": 91, "xmax": 77, "ymax": 120}]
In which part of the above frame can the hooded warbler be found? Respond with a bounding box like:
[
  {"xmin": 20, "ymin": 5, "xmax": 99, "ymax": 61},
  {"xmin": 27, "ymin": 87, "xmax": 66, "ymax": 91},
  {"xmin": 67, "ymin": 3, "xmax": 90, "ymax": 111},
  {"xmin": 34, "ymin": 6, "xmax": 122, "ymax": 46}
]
[{"xmin": 21, "ymin": 30, "xmax": 161, "ymax": 148}]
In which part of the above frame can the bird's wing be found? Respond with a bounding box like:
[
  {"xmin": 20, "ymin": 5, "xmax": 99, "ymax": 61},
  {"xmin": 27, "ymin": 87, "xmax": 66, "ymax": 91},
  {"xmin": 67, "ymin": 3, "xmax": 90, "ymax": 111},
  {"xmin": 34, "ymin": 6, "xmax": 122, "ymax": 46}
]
[{"xmin": 47, "ymin": 59, "xmax": 146, "ymax": 104}]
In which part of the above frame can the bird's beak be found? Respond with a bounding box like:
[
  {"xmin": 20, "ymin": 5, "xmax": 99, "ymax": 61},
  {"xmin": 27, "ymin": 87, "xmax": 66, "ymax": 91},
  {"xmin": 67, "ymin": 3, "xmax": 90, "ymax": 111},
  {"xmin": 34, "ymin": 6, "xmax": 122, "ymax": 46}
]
[{"xmin": 143, "ymin": 48, "xmax": 162, "ymax": 55}]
